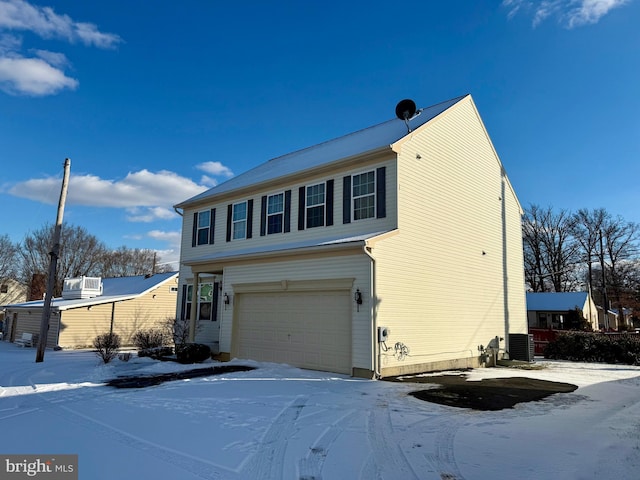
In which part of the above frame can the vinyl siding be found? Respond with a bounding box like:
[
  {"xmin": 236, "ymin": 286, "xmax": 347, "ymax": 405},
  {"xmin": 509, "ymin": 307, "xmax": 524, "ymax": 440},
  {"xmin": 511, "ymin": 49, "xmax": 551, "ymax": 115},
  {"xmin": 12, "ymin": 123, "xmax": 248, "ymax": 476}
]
[
  {"xmin": 7, "ymin": 281, "xmax": 178, "ymax": 349},
  {"xmin": 58, "ymin": 284, "xmax": 178, "ymax": 348},
  {"xmin": 178, "ymin": 158, "xmax": 398, "ymax": 266},
  {"xmin": 212, "ymin": 253, "xmax": 372, "ymax": 370},
  {"xmin": 371, "ymin": 96, "xmax": 526, "ymax": 373}
]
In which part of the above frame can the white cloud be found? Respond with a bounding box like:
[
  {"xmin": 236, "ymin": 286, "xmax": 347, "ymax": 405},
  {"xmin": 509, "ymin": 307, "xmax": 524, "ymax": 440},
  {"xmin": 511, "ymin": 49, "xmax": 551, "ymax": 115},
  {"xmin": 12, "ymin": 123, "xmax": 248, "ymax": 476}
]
[
  {"xmin": 195, "ymin": 161, "xmax": 234, "ymax": 187},
  {"xmin": 0, "ymin": 0, "xmax": 121, "ymax": 48},
  {"xmin": 0, "ymin": 1, "xmax": 121, "ymax": 96},
  {"xmin": 197, "ymin": 161, "xmax": 234, "ymax": 178},
  {"xmin": 0, "ymin": 55, "xmax": 77, "ymax": 95},
  {"xmin": 502, "ymin": 0, "xmax": 630, "ymax": 28},
  {"xmin": 7, "ymin": 169, "xmax": 208, "ymax": 209},
  {"xmin": 126, "ymin": 206, "xmax": 178, "ymax": 223}
]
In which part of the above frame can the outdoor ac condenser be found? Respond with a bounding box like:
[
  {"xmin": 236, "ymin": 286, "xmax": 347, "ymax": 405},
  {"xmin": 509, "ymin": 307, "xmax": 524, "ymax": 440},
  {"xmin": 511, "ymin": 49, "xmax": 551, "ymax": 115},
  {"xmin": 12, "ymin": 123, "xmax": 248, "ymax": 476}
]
[{"xmin": 508, "ymin": 333, "xmax": 534, "ymax": 362}]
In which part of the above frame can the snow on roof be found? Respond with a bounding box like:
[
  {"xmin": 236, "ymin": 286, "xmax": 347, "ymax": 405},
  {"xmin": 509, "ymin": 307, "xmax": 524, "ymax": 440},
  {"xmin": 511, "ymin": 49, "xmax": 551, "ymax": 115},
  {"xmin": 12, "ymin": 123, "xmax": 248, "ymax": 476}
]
[
  {"xmin": 176, "ymin": 95, "xmax": 468, "ymax": 208},
  {"xmin": 185, "ymin": 231, "xmax": 393, "ymax": 265},
  {"xmin": 4, "ymin": 272, "xmax": 178, "ymax": 311},
  {"xmin": 526, "ymin": 292, "xmax": 589, "ymax": 311}
]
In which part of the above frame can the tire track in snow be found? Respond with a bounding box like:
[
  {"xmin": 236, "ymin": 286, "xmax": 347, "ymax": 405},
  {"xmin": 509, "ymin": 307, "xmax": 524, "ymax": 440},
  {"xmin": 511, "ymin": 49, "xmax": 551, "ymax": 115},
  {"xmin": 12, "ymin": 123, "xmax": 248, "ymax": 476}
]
[
  {"xmin": 14, "ymin": 369, "xmax": 239, "ymax": 480},
  {"xmin": 242, "ymin": 394, "xmax": 309, "ymax": 480},
  {"xmin": 297, "ymin": 408, "xmax": 357, "ymax": 480},
  {"xmin": 365, "ymin": 398, "xmax": 422, "ymax": 480},
  {"xmin": 425, "ymin": 416, "xmax": 466, "ymax": 480},
  {"xmin": 50, "ymin": 402, "xmax": 234, "ymax": 480}
]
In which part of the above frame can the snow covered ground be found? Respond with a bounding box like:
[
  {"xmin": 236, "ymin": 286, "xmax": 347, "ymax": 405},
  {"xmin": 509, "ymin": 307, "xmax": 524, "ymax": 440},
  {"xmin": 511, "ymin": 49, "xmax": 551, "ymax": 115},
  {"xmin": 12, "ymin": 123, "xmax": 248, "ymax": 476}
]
[{"xmin": 1, "ymin": 341, "xmax": 639, "ymax": 479}]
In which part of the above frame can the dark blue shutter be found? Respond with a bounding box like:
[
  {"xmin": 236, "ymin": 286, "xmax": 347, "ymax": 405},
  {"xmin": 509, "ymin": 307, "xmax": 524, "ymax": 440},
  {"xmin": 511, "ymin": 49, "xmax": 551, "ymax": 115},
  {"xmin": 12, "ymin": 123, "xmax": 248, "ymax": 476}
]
[
  {"xmin": 298, "ymin": 186, "xmax": 306, "ymax": 230},
  {"xmin": 246, "ymin": 199, "xmax": 254, "ymax": 239},
  {"xmin": 284, "ymin": 190, "xmax": 292, "ymax": 233},
  {"xmin": 181, "ymin": 284, "xmax": 188, "ymax": 320},
  {"xmin": 260, "ymin": 196, "xmax": 267, "ymax": 236},
  {"xmin": 342, "ymin": 176, "xmax": 351, "ymax": 224},
  {"xmin": 376, "ymin": 167, "xmax": 386, "ymax": 219},
  {"xmin": 212, "ymin": 282, "xmax": 220, "ymax": 322},
  {"xmin": 209, "ymin": 208, "xmax": 216, "ymax": 244},
  {"xmin": 326, "ymin": 179, "xmax": 334, "ymax": 226},
  {"xmin": 226, "ymin": 204, "xmax": 232, "ymax": 242},
  {"xmin": 191, "ymin": 212, "xmax": 198, "ymax": 247}
]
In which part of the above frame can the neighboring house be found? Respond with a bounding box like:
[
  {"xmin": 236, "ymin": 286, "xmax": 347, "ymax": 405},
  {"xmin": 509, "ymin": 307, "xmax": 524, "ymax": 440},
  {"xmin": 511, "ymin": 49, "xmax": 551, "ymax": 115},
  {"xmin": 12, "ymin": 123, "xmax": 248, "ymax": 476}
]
[
  {"xmin": 0, "ymin": 278, "xmax": 28, "ymax": 339},
  {"xmin": 174, "ymin": 94, "xmax": 527, "ymax": 378},
  {"xmin": 597, "ymin": 306, "xmax": 632, "ymax": 331},
  {"xmin": 3, "ymin": 272, "xmax": 178, "ymax": 349},
  {"xmin": 1, "ymin": 278, "xmax": 28, "ymax": 309},
  {"xmin": 610, "ymin": 308, "xmax": 633, "ymax": 330},
  {"xmin": 526, "ymin": 292, "xmax": 598, "ymax": 331}
]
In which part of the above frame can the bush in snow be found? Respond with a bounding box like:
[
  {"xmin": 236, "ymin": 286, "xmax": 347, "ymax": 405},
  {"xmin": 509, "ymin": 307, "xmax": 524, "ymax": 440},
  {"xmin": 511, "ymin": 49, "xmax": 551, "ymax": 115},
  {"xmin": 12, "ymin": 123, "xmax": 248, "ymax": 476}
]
[
  {"xmin": 93, "ymin": 332, "xmax": 121, "ymax": 364},
  {"xmin": 544, "ymin": 331, "xmax": 640, "ymax": 365},
  {"xmin": 175, "ymin": 343, "xmax": 211, "ymax": 364},
  {"xmin": 132, "ymin": 328, "xmax": 168, "ymax": 351}
]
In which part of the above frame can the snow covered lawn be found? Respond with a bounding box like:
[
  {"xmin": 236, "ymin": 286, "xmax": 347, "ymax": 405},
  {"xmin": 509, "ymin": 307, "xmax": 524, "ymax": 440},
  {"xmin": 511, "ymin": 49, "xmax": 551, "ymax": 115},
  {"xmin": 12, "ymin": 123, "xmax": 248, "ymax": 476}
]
[{"xmin": 1, "ymin": 342, "xmax": 639, "ymax": 479}]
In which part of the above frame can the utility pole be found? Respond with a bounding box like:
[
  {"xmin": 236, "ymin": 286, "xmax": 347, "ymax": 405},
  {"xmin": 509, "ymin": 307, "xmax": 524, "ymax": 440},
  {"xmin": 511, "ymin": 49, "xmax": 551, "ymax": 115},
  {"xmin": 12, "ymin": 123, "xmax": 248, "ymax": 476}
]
[
  {"xmin": 599, "ymin": 229, "xmax": 610, "ymax": 331},
  {"xmin": 36, "ymin": 158, "xmax": 71, "ymax": 362}
]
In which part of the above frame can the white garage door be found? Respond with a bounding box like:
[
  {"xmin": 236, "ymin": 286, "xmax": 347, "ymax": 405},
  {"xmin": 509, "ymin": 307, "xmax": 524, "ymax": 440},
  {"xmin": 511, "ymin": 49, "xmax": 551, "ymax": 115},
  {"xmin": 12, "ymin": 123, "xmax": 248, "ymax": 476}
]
[{"xmin": 234, "ymin": 290, "xmax": 352, "ymax": 374}]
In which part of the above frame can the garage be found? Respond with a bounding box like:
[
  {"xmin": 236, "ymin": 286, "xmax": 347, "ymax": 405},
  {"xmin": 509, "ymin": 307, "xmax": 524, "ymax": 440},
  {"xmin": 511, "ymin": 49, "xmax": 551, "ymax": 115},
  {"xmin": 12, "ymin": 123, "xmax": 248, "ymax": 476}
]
[{"xmin": 233, "ymin": 289, "xmax": 352, "ymax": 374}]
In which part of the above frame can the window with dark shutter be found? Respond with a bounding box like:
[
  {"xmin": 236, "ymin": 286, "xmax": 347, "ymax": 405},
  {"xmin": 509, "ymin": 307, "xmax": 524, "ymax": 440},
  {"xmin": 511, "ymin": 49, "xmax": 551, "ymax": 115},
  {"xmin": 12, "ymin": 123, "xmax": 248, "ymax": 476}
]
[{"xmin": 306, "ymin": 182, "xmax": 325, "ymax": 228}]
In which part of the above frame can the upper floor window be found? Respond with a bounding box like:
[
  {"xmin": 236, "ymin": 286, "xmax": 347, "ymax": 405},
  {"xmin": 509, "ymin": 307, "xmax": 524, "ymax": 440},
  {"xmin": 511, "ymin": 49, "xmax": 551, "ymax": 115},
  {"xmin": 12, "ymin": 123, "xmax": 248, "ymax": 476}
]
[
  {"xmin": 232, "ymin": 201, "xmax": 247, "ymax": 240},
  {"xmin": 342, "ymin": 167, "xmax": 386, "ymax": 224},
  {"xmin": 306, "ymin": 183, "xmax": 325, "ymax": 228},
  {"xmin": 196, "ymin": 211, "xmax": 210, "ymax": 245},
  {"xmin": 298, "ymin": 181, "xmax": 333, "ymax": 231},
  {"xmin": 267, "ymin": 193, "xmax": 284, "ymax": 234},
  {"xmin": 352, "ymin": 171, "xmax": 376, "ymax": 220},
  {"xmin": 191, "ymin": 208, "xmax": 215, "ymax": 247}
]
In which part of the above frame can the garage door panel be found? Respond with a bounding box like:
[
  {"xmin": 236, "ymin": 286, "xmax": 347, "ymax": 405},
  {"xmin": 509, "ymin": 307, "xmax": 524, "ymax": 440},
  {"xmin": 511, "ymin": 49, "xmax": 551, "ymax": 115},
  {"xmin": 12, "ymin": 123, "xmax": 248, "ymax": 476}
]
[{"xmin": 234, "ymin": 290, "xmax": 351, "ymax": 374}]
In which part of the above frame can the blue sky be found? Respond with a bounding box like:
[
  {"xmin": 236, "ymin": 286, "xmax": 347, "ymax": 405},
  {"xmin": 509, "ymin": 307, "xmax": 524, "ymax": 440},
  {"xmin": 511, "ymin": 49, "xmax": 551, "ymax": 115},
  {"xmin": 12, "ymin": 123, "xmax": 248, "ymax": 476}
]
[{"xmin": 1, "ymin": 0, "xmax": 638, "ymax": 267}]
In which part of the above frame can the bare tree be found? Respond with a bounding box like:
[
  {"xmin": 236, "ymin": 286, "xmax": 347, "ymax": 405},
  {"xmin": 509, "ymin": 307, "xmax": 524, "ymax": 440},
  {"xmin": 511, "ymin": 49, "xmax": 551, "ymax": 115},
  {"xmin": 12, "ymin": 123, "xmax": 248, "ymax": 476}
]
[
  {"xmin": 572, "ymin": 208, "xmax": 608, "ymax": 291},
  {"xmin": 20, "ymin": 223, "xmax": 107, "ymax": 296},
  {"xmin": 100, "ymin": 246, "xmax": 155, "ymax": 277},
  {"xmin": 602, "ymin": 216, "xmax": 639, "ymax": 328},
  {"xmin": 0, "ymin": 234, "xmax": 20, "ymax": 280},
  {"xmin": 523, "ymin": 205, "xmax": 580, "ymax": 292}
]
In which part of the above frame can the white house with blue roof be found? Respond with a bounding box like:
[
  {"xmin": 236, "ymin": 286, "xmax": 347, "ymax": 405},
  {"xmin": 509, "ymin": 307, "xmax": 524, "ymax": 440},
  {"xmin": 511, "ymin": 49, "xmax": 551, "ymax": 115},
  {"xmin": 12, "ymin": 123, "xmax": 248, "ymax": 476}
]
[
  {"xmin": 526, "ymin": 291, "xmax": 598, "ymax": 330},
  {"xmin": 174, "ymin": 94, "xmax": 527, "ymax": 378}
]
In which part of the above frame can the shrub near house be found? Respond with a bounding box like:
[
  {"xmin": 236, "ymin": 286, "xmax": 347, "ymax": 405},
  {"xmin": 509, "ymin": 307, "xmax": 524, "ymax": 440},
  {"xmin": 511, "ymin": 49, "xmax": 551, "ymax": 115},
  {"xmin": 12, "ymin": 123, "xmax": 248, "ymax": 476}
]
[{"xmin": 544, "ymin": 331, "xmax": 640, "ymax": 365}]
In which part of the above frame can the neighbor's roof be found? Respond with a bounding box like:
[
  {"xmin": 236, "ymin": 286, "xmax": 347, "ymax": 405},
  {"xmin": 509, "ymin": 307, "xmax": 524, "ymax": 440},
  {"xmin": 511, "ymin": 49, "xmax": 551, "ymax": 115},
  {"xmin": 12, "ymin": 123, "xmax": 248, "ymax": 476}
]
[
  {"xmin": 4, "ymin": 271, "xmax": 178, "ymax": 311},
  {"xmin": 526, "ymin": 292, "xmax": 589, "ymax": 311},
  {"xmin": 175, "ymin": 95, "xmax": 468, "ymax": 208}
]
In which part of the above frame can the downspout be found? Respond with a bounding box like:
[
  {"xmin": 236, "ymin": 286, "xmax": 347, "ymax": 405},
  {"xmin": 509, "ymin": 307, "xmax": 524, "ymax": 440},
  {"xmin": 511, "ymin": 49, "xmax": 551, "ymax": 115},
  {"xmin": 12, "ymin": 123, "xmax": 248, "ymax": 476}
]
[{"xmin": 363, "ymin": 244, "xmax": 379, "ymax": 378}]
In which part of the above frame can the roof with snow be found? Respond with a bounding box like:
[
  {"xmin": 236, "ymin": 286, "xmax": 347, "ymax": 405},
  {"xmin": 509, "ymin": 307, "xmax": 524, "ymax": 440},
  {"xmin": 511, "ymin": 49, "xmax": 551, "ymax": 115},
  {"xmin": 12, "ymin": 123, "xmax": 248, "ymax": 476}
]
[
  {"xmin": 184, "ymin": 231, "xmax": 393, "ymax": 266},
  {"xmin": 175, "ymin": 95, "xmax": 468, "ymax": 208},
  {"xmin": 4, "ymin": 271, "xmax": 178, "ymax": 311},
  {"xmin": 526, "ymin": 292, "xmax": 590, "ymax": 311}
]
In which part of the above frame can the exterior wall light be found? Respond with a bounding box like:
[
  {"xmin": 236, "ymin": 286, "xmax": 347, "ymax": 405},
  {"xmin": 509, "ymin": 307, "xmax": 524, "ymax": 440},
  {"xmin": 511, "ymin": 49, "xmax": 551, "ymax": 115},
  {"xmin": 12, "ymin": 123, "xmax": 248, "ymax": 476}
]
[
  {"xmin": 223, "ymin": 292, "xmax": 230, "ymax": 305},
  {"xmin": 355, "ymin": 288, "xmax": 363, "ymax": 311}
]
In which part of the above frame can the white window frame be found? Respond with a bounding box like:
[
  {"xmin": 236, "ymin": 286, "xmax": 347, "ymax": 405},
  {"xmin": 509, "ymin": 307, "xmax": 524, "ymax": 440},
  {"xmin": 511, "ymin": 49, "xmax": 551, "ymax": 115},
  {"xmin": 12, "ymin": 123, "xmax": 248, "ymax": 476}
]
[
  {"xmin": 352, "ymin": 170, "xmax": 376, "ymax": 221},
  {"xmin": 267, "ymin": 192, "xmax": 284, "ymax": 235},
  {"xmin": 232, "ymin": 201, "xmax": 247, "ymax": 240},
  {"xmin": 306, "ymin": 182, "xmax": 326, "ymax": 228},
  {"xmin": 196, "ymin": 210, "xmax": 210, "ymax": 246}
]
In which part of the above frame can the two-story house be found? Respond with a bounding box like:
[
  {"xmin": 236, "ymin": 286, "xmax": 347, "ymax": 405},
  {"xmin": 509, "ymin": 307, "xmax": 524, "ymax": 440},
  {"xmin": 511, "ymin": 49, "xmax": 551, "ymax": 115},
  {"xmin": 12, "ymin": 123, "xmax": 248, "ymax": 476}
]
[{"xmin": 174, "ymin": 94, "xmax": 527, "ymax": 378}]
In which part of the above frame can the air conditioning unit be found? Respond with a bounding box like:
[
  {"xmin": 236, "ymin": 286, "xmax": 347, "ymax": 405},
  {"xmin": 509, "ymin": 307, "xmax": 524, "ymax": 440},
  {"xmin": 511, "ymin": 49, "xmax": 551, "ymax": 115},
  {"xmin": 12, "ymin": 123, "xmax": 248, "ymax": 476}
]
[
  {"xmin": 62, "ymin": 276, "xmax": 103, "ymax": 299},
  {"xmin": 508, "ymin": 333, "xmax": 534, "ymax": 362}
]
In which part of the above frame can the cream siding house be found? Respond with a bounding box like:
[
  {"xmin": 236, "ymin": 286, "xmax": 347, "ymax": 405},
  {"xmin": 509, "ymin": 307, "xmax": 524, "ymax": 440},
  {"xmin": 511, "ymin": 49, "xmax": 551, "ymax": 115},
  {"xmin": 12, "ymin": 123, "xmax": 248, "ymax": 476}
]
[
  {"xmin": 526, "ymin": 291, "xmax": 598, "ymax": 331},
  {"xmin": 3, "ymin": 272, "xmax": 178, "ymax": 348},
  {"xmin": 174, "ymin": 95, "xmax": 527, "ymax": 378}
]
